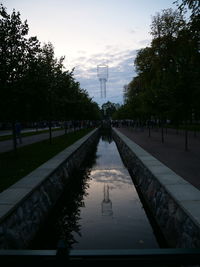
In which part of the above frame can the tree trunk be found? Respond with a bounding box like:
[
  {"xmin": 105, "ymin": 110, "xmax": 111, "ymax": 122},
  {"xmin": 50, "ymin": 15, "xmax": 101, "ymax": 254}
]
[
  {"xmin": 185, "ymin": 121, "xmax": 188, "ymax": 151},
  {"xmin": 12, "ymin": 121, "xmax": 17, "ymax": 153},
  {"xmin": 161, "ymin": 125, "xmax": 164, "ymax": 143},
  {"xmin": 49, "ymin": 121, "xmax": 52, "ymax": 144},
  {"xmin": 148, "ymin": 120, "xmax": 151, "ymax": 137}
]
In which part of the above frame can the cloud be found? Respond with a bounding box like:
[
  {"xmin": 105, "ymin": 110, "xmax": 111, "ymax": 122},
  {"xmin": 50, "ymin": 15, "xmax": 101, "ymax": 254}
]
[
  {"xmin": 130, "ymin": 29, "xmax": 136, "ymax": 34},
  {"xmin": 73, "ymin": 47, "xmax": 137, "ymax": 106},
  {"xmin": 138, "ymin": 39, "xmax": 151, "ymax": 46},
  {"xmin": 77, "ymin": 50, "xmax": 87, "ymax": 54}
]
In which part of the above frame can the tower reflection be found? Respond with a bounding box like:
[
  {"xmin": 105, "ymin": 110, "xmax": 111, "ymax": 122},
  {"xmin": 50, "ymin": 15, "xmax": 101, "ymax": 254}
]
[{"xmin": 101, "ymin": 184, "xmax": 113, "ymax": 217}]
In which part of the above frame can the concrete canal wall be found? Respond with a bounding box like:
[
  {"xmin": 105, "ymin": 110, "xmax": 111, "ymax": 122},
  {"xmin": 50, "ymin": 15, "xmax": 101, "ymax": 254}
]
[
  {"xmin": 0, "ymin": 129, "xmax": 99, "ymax": 249},
  {"xmin": 113, "ymin": 128, "xmax": 200, "ymax": 248}
]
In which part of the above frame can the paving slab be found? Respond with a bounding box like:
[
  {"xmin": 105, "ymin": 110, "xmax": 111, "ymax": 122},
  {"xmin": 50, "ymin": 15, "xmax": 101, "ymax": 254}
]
[
  {"xmin": 181, "ymin": 200, "xmax": 200, "ymax": 227},
  {"xmin": 156, "ymin": 173, "xmax": 189, "ymax": 186},
  {"xmin": 0, "ymin": 188, "xmax": 31, "ymax": 205},
  {"xmin": 0, "ymin": 204, "xmax": 14, "ymax": 219},
  {"xmin": 165, "ymin": 184, "xmax": 200, "ymax": 202}
]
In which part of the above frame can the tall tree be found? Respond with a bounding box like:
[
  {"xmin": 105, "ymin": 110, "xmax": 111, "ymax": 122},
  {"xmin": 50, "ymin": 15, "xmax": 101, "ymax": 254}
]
[{"xmin": 0, "ymin": 4, "xmax": 40, "ymax": 150}]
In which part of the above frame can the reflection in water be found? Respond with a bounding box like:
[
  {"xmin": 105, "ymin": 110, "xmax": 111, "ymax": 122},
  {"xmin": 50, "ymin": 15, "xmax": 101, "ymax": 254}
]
[
  {"xmin": 102, "ymin": 184, "xmax": 113, "ymax": 217},
  {"xmin": 30, "ymin": 169, "xmax": 91, "ymax": 250},
  {"xmin": 91, "ymin": 169, "xmax": 133, "ymax": 186},
  {"xmin": 30, "ymin": 135, "xmax": 159, "ymax": 250},
  {"xmin": 100, "ymin": 127, "xmax": 112, "ymax": 143},
  {"xmin": 55, "ymin": 170, "xmax": 89, "ymax": 249}
]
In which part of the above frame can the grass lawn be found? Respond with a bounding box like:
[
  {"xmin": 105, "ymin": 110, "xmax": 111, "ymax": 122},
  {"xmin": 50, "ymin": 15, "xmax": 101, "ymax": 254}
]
[{"xmin": 0, "ymin": 128, "xmax": 92, "ymax": 193}]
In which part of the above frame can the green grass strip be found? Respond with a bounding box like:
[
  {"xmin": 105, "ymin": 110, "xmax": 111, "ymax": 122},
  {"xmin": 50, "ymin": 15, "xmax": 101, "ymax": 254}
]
[{"xmin": 0, "ymin": 128, "xmax": 92, "ymax": 193}]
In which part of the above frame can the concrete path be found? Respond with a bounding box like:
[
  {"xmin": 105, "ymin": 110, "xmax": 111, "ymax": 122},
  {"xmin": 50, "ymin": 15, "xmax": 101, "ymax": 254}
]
[
  {"xmin": 0, "ymin": 130, "xmax": 65, "ymax": 153},
  {"xmin": 0, "ymin": 127, "xmax": 50, "ymax": 137},
  {"xmin": 116, "ymin": 127, "xmax": 200, "ymax": 190}
]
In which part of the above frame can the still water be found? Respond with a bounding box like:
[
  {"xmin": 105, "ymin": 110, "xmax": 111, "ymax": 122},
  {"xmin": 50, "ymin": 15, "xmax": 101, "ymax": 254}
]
[{"xmin": 31, "ymin": 135, "xmax": 159, "ymax": 249}]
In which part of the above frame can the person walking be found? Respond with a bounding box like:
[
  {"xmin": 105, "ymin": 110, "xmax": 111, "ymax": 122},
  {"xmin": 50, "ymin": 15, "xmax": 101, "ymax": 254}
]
[{"xmin": 15, "ymin": 121, "xmax": 22, "ymax": 144}]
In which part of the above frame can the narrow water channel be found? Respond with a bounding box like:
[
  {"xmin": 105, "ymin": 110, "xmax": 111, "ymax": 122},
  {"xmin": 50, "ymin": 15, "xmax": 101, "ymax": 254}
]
[{"xmin": 31, "ymin": 133, "xmax": 159, "ymax": 250}]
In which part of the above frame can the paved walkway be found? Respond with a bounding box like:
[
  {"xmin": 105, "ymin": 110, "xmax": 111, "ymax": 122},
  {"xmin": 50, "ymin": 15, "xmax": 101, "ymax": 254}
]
[
  {"xmin": 0, "ymin": 127, "xmax": 51, "ymax": 136},
  {"xmin": 116, "ymin": 127, "xmax": 200, "ymax": 191},
  {"xmin": 0, "ymin": 130, "xmax": 65, "ymax": 153}
]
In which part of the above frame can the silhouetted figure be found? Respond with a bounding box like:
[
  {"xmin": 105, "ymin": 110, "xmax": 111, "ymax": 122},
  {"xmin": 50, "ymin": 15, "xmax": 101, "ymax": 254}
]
[{"xmin": 15, "ymin": 122, "xmax": 22, "ymax": 144}]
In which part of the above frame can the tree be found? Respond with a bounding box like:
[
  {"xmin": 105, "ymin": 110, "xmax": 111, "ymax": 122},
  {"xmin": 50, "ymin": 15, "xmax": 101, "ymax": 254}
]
[
  {"xmin": 101, "ymin": 101, "xmax": 117, "ymax": 119},
  {"xmin": 0, "ymin": 4, "xmax": 40, "ymax": 150},
  {"xmin": 174, "ymin": 0, "xmax": 200, "ymax": 17},
  {"xmin": 150, "ymin": 9, "xmax": 186, "ymax": 123},
  {"xmin": 112, "ymin": 104, "xmax": 130, "ymax": 120}
]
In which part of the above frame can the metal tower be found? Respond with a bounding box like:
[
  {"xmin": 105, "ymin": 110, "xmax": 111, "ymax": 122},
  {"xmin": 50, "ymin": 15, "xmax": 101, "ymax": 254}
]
[{"xmin": 97, "ymin": 64, "xmax": 108, "ymax": 98}]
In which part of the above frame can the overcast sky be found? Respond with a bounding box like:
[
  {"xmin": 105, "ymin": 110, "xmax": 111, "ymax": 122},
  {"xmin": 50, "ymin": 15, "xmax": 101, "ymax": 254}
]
[{"xmin": 3, "ymin": 0, "xmax": 176, "ymax": 106}]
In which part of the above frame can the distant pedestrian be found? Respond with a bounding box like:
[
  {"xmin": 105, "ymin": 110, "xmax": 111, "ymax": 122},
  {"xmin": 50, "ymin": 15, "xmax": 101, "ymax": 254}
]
[{"xmin": 15, "ymin": 122, "xmax": 22, "ymax": 144}]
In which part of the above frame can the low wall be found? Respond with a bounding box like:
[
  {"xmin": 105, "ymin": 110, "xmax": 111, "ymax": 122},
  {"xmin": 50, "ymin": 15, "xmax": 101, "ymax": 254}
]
[
  {"xmin": 113, "ymin": 128, "xmax": 200, "ymax": 248},
  {"xmin": 0, "ymin": 128, "xmax": 99, "ymax": 249}
]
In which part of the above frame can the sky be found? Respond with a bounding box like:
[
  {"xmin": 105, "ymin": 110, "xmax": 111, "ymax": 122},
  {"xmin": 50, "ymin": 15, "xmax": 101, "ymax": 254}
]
[{"xmin": 3, "ymin": 0, "xmax": 176, "ymax": 107}]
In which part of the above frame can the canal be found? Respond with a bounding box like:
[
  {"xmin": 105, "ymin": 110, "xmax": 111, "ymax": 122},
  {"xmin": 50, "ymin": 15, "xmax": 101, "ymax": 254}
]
[{"xmin": 31, "ymin": 132, "xmax": 159, "ymax": 250}]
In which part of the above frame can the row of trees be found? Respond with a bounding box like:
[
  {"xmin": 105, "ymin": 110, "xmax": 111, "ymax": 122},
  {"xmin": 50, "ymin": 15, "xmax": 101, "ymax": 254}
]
[
  {"xmin": 115, "ymin": 1, "xmax": 200, "ymax": 128},
  {"xmin": 0, "ymin": 4, "xmax": 101, "ymax": 131}
]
